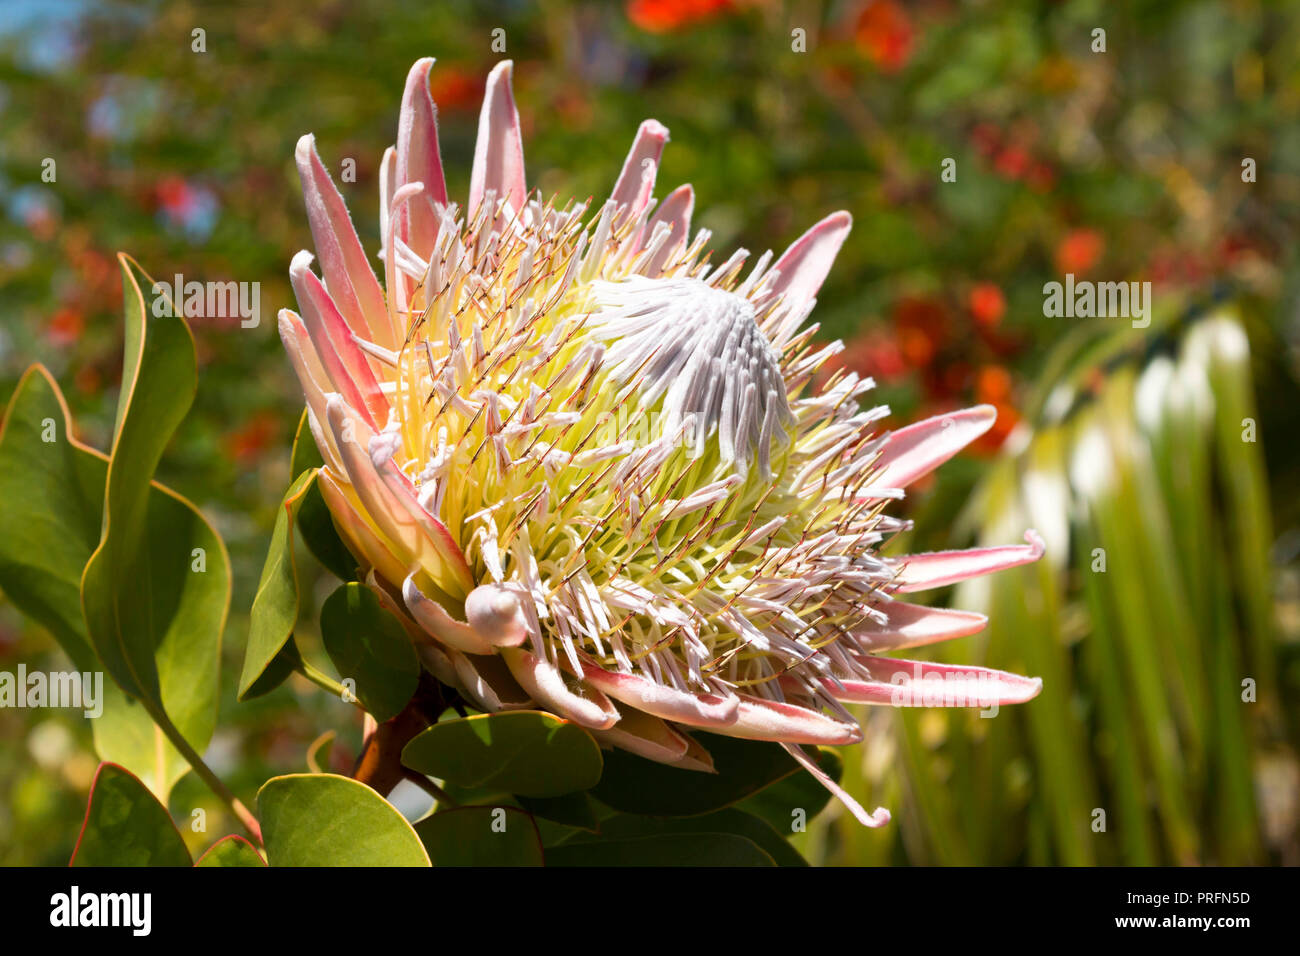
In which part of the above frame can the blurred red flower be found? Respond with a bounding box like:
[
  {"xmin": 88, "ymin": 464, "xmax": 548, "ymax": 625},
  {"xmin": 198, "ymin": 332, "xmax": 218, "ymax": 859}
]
[
  {"xmin": 968, "ymin": 282, "xmax": 1006, "ymax": 329},
  {"xmin": 74, "ymin": 364, "xmax": 102, "ymax": 396},
  {"xmin": 969, "ymin": 123, "xmax": 1001, "ymax": 158},
  {"xmin": 628, "ymin": 0, "xmax": 732, "ymax": 33},
  {"xmin": 224, "ymin": 412, "xmax": 279, "ymax": 464},
  {"xmin": 1026, "ymin": 160, "xmax": 1056, "ymax": 192},
  {"xmin": 1055, "ymin": 228, "xmax": 1104, "ymax": 274},
  {"xmin": 429, "ymin": 66, "xmax": 479, "ymax": 111},
  {"xmin": 891, "ymin": 295, "xmax": 949, "ymax": 368},
  {"xmin": 47, "ymin": 307, "xmax": 84, "ymax": 348},
  {"xmin": 829, "ymin": 328, "xmax": 909, "ymax": 386},
  {"xmin": 156, "ymin": 175, "xmax": 197, "ymax": 218},
  {"xmin": 994, "ymin": 145, "xmax": 1031, "ymax": 180},
  {"xmin": 974, "ymin": 364, "xmax": 1013, "ymax": 404},
  {"xmin": 854, "ymin": 0, "xmax": 914, "ymax": 73}
]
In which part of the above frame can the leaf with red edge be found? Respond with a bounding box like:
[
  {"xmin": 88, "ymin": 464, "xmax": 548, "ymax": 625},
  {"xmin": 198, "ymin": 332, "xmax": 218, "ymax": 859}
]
[
  {"xmin": 194, "ymin": 835, "xmax": 266, "ymax": 867},
  {"xmin": 70, "ymin": 763, "xmax": 192, "ymax": 867}
]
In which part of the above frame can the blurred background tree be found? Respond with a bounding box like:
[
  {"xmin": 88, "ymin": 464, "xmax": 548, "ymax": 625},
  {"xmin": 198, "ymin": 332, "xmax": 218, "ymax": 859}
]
[{"xmin": 1, "ymin": 0, "xmax": 1297, "ymax": 864}]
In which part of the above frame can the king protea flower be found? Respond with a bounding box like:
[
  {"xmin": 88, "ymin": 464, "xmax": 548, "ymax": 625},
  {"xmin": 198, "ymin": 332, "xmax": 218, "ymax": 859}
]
[{"xmin": 280, "ymin": 58, "xmax": 1045, "ymax": 826}]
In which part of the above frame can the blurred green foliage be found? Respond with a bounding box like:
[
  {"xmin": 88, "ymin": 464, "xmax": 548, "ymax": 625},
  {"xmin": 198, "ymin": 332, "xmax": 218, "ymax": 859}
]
[{"xmin": 1, "ymin": 0, "xmax": 1298, "ymax": 864}]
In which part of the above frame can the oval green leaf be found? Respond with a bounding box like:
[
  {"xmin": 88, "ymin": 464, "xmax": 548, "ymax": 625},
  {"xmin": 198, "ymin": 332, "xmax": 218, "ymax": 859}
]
[
  {"xmin": 517, "ymin": 792, "xmax": 600, "ymax": 832},
  {"xmin": 414, "ymin": 806, "xmax": 544, "ymax": 866},
  {"xmin": 319, "ymin": 582, "xmax": 420, "ymax": 722},
  {"xmin": 585, "ymin": 808, "xmax": 807, "ymax": 866},
  {"xmin": 591, "ymin": 731, "xmax": 813, "ymax": 817},
  {"xmin": 736, "ymin": 748, "xmax": 842, "ymax": 833},
  {"xmin": 257, "ymin": 774, "xmax": 430, "ymax": 867},
  {"xmin": 402, "ymin": 711, "xmax": 602, "ymax": 799}
]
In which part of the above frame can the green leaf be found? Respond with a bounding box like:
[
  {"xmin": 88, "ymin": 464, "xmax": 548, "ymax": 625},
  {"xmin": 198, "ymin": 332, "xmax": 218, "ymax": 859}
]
[
  {"xmin": 544, "ymin": 832, "xmax": 773, "ymax": 866},
  {"xmin": 82, "ymin": 256, "xmax": 201, "ymax": 703},
  {"xmin": 402, "ymin": 711, "xmax": 603, "ymax": 798},
  {"xmin": 517, "ymin": 791, "xmax": 600, "ymax": 831},
  {"xmin": 592, "ymin": 731, "xmax": 810, "ymax": 817},
  {"xmin": 736, "ymin": 748, "xmax": 841, "ymax": 833},
  {"xmin": 414, "ymin": 806, "xmax": 544, "ymax": 866},
  {"xmin": 0, "ymin": 363, "xmax": 222, "ymax": 800},
  {"xmin": 256, "ymin": 773, "xmax": 430, "ymax": 866},
  {"xmin": 70, "ymin": 763, "xmax": 192, "ymax": 867},
  {"xmin": 319, "ymin": 582, "xmax": 420, "ymax": 722},
  {"xmin": 0, "ymin": 365, "xmax": 103, "ymax": 670},
  {"xmin": 290, "ymin": 408, "xmax": 358, "ymax": 581},
  {"xmin": 239, "ymin": 637, "xmax": 303, "ymax": 701},
  {"xmin": 581, "ymin": 808, "xmax": 806, "ymax": 866},
  {"xmin": 193, "ymin": 835, "xmax": 266, "ymax": 867},
  {"xmin": 238, "ymin": 469, "xmax": 316, "ymax": 700},
  {"xmin": 78, "ymin": 256, "xmax": 228, "ymax": 796}
]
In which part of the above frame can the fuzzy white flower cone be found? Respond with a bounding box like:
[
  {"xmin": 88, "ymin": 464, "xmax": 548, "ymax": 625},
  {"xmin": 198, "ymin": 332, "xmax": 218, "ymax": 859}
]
[{"xmin": 280, "ymin": 58, "xmax": 1046, "ymax": 826}]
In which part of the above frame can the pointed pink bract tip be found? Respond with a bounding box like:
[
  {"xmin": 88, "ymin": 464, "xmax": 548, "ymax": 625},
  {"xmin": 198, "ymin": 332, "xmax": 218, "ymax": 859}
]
[
  {"xmin": 295, "ymin": 133, "xmax": 317, "ymax": 165},
  {"xmin": 289, "ymin": 249, "xmax": 315, "ymax": 276},
  {"xmin": 826, "ymin": 209, "xmax": 852, "ymax": 229},
  {"xmin": 639, "ymin": 118, "xmax": 670, "ymax": 142},
  {"xmin": 403, "ymin": 57, "xmax": 435, "ymax": 100},
  {"xmin": 276, "ymin": 308, "xmax": 299, "ymax": 339}
]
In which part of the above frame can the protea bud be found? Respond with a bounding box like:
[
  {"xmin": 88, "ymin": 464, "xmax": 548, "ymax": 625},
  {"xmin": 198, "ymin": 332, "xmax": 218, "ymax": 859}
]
[{"xmin": 279, "ymin": 58, "xmax": 1045, "ymax": 826}]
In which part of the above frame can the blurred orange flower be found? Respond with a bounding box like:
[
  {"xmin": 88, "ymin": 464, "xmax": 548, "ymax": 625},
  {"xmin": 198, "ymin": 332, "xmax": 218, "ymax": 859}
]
[
  {"xmin": 971, "ymin": 365, "xmax": 1020, "ymax": 454},
  {"xmin": 627, "ymin": 0, "xmax": 732, "ymax": 33},
  {"xmin": 891, "ymin": 295, "xmax": 949, "ymax": 368},
  {"xmin": 968, "ymin": 282, "xmax": 1005, "ymax": 329},
  {"xmin": 854, "ymin": 0, "xmax": 914, "ymax": 72},
  {"xmin": 1055, "ymin": 228, "xmax": 1104, "ymax": 274},
  {"xmin": 223, "ymin": 412, "xmax": 279, "ymax": 464},
  {"xmin": 428, "ymin": 65, "xmax": 479, "ymax": 111},
  {"xmin": 74, "ymin": 364, "xmax": 102, "ymax": 396},
  {"xmin": 47, "ymin": 307, "xmax": 84, "ymax": 348},
  {"xmin": 974, "ymin": 364, "xmax": 1014, "ymax": 404}
]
